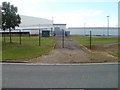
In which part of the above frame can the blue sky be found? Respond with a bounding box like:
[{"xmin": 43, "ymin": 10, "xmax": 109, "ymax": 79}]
[{"xmin": 0, "ymin": 0, "xmax": 119, "ymax": 27}]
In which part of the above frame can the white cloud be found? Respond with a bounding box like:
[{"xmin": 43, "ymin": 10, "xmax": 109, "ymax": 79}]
[{"xmin": 44, "ymin": 10, "xmax": 103, "ymax": 27}]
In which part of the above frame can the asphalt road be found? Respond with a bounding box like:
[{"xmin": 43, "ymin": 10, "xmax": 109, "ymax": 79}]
[{"xmin": 2, "ymin": 63, "xmax": 119, "ymax": 88}]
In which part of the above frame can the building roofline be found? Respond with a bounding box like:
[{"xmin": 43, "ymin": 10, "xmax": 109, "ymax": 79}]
[{"xmin": 68, "ymin": 27, "xmax": 118, "ymax": 28}]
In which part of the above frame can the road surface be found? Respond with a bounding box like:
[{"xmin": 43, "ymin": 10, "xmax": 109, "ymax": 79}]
[{"xmin": 2, "ymin": 63, "xmax": 118, "ymax": 88}]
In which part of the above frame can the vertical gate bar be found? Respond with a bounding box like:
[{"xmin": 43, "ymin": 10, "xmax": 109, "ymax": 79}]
[{"xmin": 62, "ymin": 29, "xmax": 64, "ymax": 48}]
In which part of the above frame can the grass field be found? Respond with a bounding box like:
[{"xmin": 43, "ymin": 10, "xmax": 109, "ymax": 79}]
[
  {"xmin": 2, "ymin": 37, "xmax": 55, "ymax": 60},
  {"xmin": 70, "ymin": 35, "xmax": 119, "ymax": 61},
  {"xmin": 70, "ymin": 35, "xmax": 118, "ymax": 45}
]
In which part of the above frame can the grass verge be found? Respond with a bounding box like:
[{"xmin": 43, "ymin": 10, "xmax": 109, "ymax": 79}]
[
  {"xmin": 70, "ymin": 35, "xmax": 119, "ymax": 62},
  {"xmin": 70, "ymin": 35, "xmax": 118, "ymax": 45},
  {"xmin": 2, "ymin": 37, "xmax": 55, "ymax": 60}
]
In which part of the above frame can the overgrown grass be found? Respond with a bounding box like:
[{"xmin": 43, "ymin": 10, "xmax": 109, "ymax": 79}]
[
  {"xmin": 70, "ymin": 35, "xmax": 118, "ymax": 45},
  {"xmin": 109, "ymin": 44, "xmax": 120, "ymax": 57},
  {"xmin": 109, "ymin": 52, "xmax": 119, "ymax": 57},
  {"xmin": 2, "ymin": 37, "xmax": 55, "ymax": 60}
]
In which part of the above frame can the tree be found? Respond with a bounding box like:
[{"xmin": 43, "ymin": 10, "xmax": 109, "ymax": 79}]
[
  {"xmin": 1, "ymin": 2, "xmax": 21, "ymax": 43},
  {"xmin": 0, "ymin": 6, "xmax": 2, "ymax": 29}
]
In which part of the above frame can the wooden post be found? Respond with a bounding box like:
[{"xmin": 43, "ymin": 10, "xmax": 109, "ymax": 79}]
[
  {"xmin": 62, "ymin": 29, "xmax": 64, "ymax": 48},
  {"xmin": 39, "ymin": 29, "xmax": 41, "ymax": 46},
  {"xmin": 90, "ymin": 31, "xmax": 92, "ymax": 49},
  {"xmin": 19, "ymin": 30, "xmax": 21, "ymax": 44}
]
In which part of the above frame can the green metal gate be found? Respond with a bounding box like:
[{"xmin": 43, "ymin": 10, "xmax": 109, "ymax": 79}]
[{"xmin": 42, "ymin": 31, "xmax": 50, "ymax": 37}]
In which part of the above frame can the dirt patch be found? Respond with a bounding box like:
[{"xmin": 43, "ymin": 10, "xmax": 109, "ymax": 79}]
[
  {"xmin": 86, "ymin": 44, "xmax": 118, "ymax": 52},
  {"xmin": 85, "ymin": 44, "xmax": 118, "ymax": 62},
  {"xmin": 30, "ymin": 37, "xmax": 118, "ymax": 64},
  {"xmin": 30, "ymin": 37, "xmax": 93, "ymax": 64}
]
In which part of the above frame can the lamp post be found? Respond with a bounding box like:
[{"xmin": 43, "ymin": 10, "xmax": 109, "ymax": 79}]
[{"xmin": 107, "ymin": 16, "xmax": 110, "ymax": 36}]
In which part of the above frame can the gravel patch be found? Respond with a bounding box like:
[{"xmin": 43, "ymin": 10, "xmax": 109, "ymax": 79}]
[{"xmin": 30, "ymin": 37, "xmax": 92, "ymax": 64}]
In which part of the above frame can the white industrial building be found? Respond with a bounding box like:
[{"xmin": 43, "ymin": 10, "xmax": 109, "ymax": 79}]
[
  {"xmin": 18, "ymin": 15, "xmax": 70, "ymax": 36},
  {"xmin": 18, "ymin": 15, "xmax": 53, "ymax": 35},
  {"xmin": 53, "ymin": 24, "xmax": 66, "ymax": 36},
  {"xmin": 1, "ymin": 15, "xmax": 70, "ymax": 36}
]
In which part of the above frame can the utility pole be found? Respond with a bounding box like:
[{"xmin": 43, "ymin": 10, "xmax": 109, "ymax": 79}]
[
  {"xmin": 52, "ymin": 17, "xmax": 54, "ymax": 25},
  {"xmin": 107, "ymin": 16, "xmax": 110, "ymax": 36}
]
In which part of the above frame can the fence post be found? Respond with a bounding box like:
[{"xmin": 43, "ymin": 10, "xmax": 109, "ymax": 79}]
[
  {"xmin": 51, "ymin": 27, "xmax": 53, "ymax": 36},
  {"xmin": 9, "ymin": 29, "xmax": 12, "ymax": 43},
  {"xmin": 29, "ymin": 33, "xmax": 30, "ymax": 37},
  {"xmin": 62, "ymin": 29, "xmax": 64, "ymax": 48},
  {"xmin": 39, "ymin": 29, "xmax": 41, "ymax": 46},
  {"xmin": 90, "ymin": 31, "xmax": 92, "ymax": 49},
  {"xmin": 19, "ymin": 30, "xmax": 21, "ymax": 44},
  {"xmin": 4, "ymin": 30, "xmax": 6, "ymax": 43}
]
